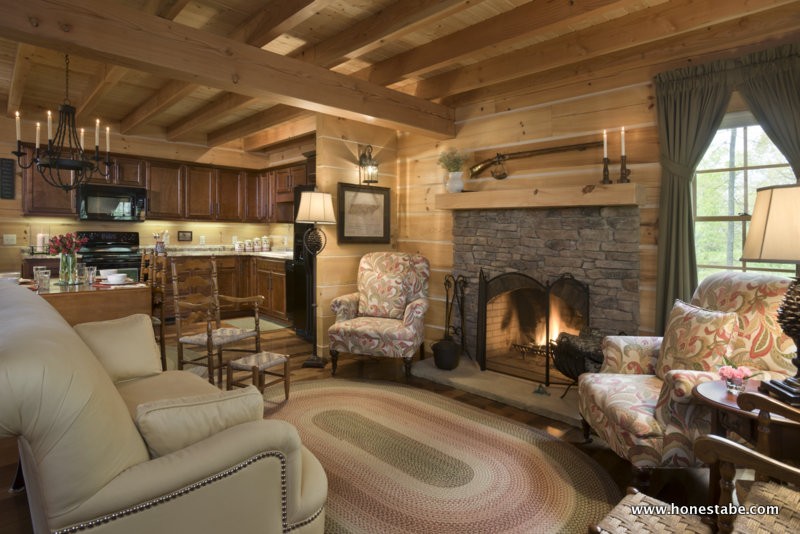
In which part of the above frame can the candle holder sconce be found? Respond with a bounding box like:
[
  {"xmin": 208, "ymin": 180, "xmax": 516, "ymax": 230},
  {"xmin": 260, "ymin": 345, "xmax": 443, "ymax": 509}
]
[
  {"xmin": 619, "ymin": 155, "xmax": 631, "ymax": 183},
  {"xmin": 601, "ymin": 157, "xmax": 611, "ymax": 184}
]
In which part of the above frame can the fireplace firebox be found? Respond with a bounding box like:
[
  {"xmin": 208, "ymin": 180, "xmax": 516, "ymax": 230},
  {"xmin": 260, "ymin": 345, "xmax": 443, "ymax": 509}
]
[{"xmin": 476, "ymin": 269, "xmax": 589, "ymax": 385}]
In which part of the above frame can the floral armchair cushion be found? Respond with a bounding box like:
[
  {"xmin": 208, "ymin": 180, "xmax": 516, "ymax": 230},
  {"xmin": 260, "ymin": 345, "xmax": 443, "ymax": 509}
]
[
  {"xmin": 357, "ymin": 252, "xmax": 412, "ymax": 319},
  {"xmin": 690, "ymin": 271, "xmax": 795, "ymax": 374},
  {"xmin": 655, "ymin": 300, "xmax": 739, "ymax": 379}
]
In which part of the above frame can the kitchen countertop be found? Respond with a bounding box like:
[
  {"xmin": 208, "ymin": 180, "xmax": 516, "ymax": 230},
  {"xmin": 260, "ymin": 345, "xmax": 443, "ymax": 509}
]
[{"xmin": 21, "ymin": 247, "xmax": 295, "ymax": 260}]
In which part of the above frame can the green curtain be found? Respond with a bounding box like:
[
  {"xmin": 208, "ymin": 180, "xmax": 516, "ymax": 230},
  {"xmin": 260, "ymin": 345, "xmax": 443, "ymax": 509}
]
[
  {"xmin": 654, "ymin": 66, "xmax": 732, "ymax": 334},
  {"xmin": 737, "ymin": 45, "xmax": 800, "ymax": 178}
]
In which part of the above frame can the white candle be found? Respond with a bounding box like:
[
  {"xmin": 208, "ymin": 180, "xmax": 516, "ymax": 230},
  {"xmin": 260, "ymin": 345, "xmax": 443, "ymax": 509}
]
[
  {"xmin": 15, "ymin": 111, "xmax": 20, "ymax": 141},
  {"xmin": 95, "ymin": 119, "xmax": 100, "ymax": 148},
  {"xmin": 105, "ymin": 126, "xmax": 110, "ymax": 153},
  {"xmin": 603, "ymin": 129, "xmax": 607, "ymax": 159},
  {"xmin": 47, "ymin": 111, "xmax": 52, "ymax": 140},
  {"xmin": 621, "ymin": 127, "xmax": 626, "ymax": 156},
  {"xmin": 80, "ymin": 128, "xmax": 85, "ymax": 150},
  {"xmin": 35, "ymin": 122, "xmax": 40, "ymax": 149}
]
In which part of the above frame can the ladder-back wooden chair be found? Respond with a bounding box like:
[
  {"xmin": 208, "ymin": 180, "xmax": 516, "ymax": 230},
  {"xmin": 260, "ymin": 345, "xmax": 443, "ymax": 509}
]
[
  {"xmin": 140, "ymin": 249, "xmax": 168, "ymax": 370},
  {"xmin": 171, "ymin": 256, "xmax": 264, "ymax": 386}
]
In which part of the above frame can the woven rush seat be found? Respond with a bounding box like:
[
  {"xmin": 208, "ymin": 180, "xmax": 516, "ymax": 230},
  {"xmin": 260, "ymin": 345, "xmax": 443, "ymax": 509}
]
[
  {"xmin": 594, "ymin": 490, "xmax": 711, "ymax": 534},
  {"xmin": 227, "ymin": 351, "xmax": 290, "ymax": 399},
  {"xmin": 179, "ymin": 327, "xmax": 257, "ymax": 347}
]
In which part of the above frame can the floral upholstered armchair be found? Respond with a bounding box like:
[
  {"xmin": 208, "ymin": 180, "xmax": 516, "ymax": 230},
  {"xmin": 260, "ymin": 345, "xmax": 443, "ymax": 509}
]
[
  {"xmin": 328, "ymin": 252, "xmax": 430, "ymax": 377},
  {"xmin": 578, "ymin": 272, "xmax": 796, "ymax": 479}
]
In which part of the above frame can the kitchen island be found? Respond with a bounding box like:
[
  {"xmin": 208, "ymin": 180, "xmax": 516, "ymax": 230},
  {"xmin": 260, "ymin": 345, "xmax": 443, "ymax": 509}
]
[{"xmin": 38, "ymin": 281, "xmax": 151, "ymax": 326}]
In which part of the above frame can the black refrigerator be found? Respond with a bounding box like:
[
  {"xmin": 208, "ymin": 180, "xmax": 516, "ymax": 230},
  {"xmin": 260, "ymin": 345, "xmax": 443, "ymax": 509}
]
[{"xmin": 286, "ymin": 184, "xmax": 315, "ymax": 341}]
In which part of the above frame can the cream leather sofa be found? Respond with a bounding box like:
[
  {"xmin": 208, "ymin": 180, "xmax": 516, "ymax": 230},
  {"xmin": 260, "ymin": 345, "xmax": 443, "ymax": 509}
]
[{"xmin": 0, "ymin": 283, "xmax": 326, "ymax": 534}]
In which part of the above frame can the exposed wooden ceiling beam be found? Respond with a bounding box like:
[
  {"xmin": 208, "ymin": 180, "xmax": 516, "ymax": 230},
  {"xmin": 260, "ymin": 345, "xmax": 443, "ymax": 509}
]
[
  {"xmin": 121, "ymin": 79, "xmax": 197, "ymax": 133},
  {"xmin": 445, "ymin": 1, "xmax": 800, "ymax": 108},
  {"xmin": 7, "ymin": 43, "xmax": 36, "ymax": 116},
  {"xmin": 207, "ymin": 106, "xmax": 313, "ymax": 147},
  {"xmin": 78, "ymin": 0, "xmax": 188, "ymax": 131},
  {"xmin": 173, "ymin": 0, "xmax": 465, "ymax": 142},
  {"xmin": 126, "ymin": 0, "xmax": 329, "ymax": 135},
  {"xmin": 76, "ymin": 64, "xmax": 127, "ymax": 121},
  {"xmin": 359, "ymin": 0, "xmax": 662, "ymax": 86},
  {"xmin": 144, "ymin": 0, "xmax": 191, "ymax": 19},
  {"xmin": 167, "ymin": 93, "xmax": 254, "ymax": 141},
  {"xmin": 415, "ymin": 0, "xmax": 797, "ymax": 100},
  {"xmin": 228, "ymin": 0, "xmax": 331, "ymax": 46},
  {"xmin": 0, "ymin": 0, "xmax": 454, "ymax": 137},
  {"xmin": 243, "ymin": 114, "xmax": 317, "ymax": 152},
  {"xmin": 296, "ymin": 0, "xmax": 471, "ymax": 69}
]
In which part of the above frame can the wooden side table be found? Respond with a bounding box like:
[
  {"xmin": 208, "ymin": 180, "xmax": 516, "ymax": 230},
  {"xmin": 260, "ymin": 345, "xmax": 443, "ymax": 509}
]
[{"xmin": 692, "ymin": 380, "xmax": 800, "ymax": 504}]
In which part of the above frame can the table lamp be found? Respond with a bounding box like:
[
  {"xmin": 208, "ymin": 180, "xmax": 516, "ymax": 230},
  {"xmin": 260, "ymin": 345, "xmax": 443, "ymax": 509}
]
[
  {"xmin": 741, "ymin": 183, "xmax": 800, "ymax": 405},
  {"xmin": 295, "ymin": 191, "xmax": 336, "ymax": 368}
]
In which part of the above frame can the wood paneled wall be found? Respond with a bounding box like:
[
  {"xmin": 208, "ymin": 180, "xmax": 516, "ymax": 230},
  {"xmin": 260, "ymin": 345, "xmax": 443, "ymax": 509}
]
[
  {"xmin": 314, "ymin": 115, "xmax": 399, "ymax": 355},
  {"xmin": 398, "ymin": 82, "xmax": 661, "ymax": 338}
]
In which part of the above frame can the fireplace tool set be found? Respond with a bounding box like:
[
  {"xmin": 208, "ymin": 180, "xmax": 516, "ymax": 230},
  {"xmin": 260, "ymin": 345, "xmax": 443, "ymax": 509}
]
[{"xmin": 432, "ymin": 274, "xmax": 467, "ymax": 370}]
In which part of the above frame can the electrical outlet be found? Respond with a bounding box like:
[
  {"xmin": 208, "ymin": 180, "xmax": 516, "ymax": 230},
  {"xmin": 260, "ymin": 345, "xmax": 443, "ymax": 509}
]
[{"xmin": 3, "ymin": 234, "xmax": 17, "ymax": 245}]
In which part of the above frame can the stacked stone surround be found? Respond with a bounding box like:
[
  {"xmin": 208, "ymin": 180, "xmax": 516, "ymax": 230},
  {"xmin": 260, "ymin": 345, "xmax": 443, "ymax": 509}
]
[{"xmin": 451, "ymin": 206, "xmax": 640, "ymax": 359}]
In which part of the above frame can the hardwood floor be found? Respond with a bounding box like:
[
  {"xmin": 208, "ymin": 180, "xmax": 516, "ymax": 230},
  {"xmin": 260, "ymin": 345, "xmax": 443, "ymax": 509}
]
[{"xmin": 0, "ymin": 323, "xmax": 708, "ymax": 533}]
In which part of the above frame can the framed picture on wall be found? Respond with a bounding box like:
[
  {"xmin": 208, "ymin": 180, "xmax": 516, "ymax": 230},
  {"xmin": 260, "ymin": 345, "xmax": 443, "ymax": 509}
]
[{"xmin": 337, "ymin": 183, "xmax": 390, "ymax": 244}]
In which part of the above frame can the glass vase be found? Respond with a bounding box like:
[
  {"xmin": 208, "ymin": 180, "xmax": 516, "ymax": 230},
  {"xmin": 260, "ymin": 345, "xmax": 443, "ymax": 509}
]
[
  {"xmin": 59, "ymin": 252, "xmax": 78, "ymax": 285},
  {"xmin": 725, "ymin": 377, "xmax": 746, "ymax": 395}
]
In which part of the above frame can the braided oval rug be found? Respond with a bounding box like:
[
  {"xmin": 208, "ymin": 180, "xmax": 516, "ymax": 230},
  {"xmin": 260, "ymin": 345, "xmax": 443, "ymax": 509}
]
[{"xmin": 264, "ymin": 379, "xmax": 620, "ymax": 534}]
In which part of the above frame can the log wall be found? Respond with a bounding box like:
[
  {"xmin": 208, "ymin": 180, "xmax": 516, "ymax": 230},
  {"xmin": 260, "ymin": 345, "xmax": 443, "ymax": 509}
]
[{"xmin": 398, "ymin": 82, "xmax": 661, "ymax": 339}]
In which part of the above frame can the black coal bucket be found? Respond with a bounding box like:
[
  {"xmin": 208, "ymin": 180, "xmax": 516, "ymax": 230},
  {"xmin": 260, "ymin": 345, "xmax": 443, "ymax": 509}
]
[{"xmin": 432, "ymin": 338, "xmax": 460, "ymax": 370}]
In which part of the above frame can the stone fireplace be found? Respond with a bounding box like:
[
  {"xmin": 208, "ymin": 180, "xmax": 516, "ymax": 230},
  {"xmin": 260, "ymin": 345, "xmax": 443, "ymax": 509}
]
[{"xmin": 451, "ymin": 205, "xmax": 640, "ymax": 382}]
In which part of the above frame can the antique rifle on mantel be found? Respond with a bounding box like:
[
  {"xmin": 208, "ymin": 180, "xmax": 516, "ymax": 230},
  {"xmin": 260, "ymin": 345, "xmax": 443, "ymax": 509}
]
[{"xmin": 469, "ymin": 140, "xmax": 603, "ymax": 180}]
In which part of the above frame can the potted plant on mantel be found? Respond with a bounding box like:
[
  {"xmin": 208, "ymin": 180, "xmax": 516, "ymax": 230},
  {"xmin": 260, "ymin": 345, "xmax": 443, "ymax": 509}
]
[{"xmin": 438, "ymin": 148, "xmax": 468, "ymax": 193}]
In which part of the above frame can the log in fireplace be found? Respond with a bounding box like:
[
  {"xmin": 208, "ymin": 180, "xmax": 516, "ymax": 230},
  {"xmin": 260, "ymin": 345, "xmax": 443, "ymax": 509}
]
[{"xmin": 476, "ymin": 269, "xmax": 589, "ymax": 385}]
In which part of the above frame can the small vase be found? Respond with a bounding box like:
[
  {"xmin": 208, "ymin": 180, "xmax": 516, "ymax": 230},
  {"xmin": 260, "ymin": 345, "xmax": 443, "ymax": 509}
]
[
  {"xmin": 59, "ymin": 252, "xmax": 78, "ymax": 285},
  {"xmin": 725, "ymin": 377, "xmax": 746, "ymax": 395},
  {"xmin": 445, "ymin": 171, "xmax": 464, "ymax": 193}
]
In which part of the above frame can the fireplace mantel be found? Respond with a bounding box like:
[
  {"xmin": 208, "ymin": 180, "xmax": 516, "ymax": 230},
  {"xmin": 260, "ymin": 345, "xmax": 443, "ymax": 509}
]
[{"xmin": 434, "ymin": 183, "xmax": 644, "ymax": 210}]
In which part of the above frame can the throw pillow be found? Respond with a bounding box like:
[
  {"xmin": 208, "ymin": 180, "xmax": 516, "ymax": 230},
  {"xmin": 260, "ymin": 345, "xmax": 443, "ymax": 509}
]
[
  {"xmin": 74, "ymin": 313, "xmax": 162, "ymax": 383},
  {"xmin": 135, "ymin": 386, "xmax": 264, "ymax": 458},
  {"xmin": 358, "ymin": 253, "xmax": 412, "ymax": 319},
  {"xmin": 656, "ymin": 300, "xmax": 739, "ymax": 379}
]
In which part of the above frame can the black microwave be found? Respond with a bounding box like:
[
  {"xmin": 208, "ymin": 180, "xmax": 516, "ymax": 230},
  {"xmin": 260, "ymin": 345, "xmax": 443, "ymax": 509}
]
[{"xmin": 77, "ymin": 184, "xmax": 147, "ymax": 222}]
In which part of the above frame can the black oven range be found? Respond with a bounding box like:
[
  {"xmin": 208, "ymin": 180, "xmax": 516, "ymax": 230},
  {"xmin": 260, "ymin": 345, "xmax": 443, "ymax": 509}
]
[{"xmin": 77, "ymin": 231, "xmax": 142, "ymax": 281}]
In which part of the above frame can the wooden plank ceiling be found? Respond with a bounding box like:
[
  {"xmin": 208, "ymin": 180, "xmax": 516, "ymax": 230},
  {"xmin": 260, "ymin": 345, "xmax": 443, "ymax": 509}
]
[{"xmin": 0, "ymin": 0, "xmax": 798, "ymax": 151}]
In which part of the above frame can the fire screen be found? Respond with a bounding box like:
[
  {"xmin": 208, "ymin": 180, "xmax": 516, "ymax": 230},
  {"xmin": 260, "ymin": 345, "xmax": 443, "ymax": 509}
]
[{"xmin": 476, "ymin": 270, "xmax": 589, "ymax": 385}]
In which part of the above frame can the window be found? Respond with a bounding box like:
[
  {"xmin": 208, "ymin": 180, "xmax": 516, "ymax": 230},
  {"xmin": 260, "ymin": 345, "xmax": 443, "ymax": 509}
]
[{"xmin": 693, "ymin": 112, "xmax": 795, "ymax": 281}]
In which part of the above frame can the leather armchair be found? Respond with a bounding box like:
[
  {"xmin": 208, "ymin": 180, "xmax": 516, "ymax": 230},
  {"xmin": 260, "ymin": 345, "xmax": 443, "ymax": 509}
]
[
  {"xmin": 328, "ymin": 252, "xmax": 430, "ymax": 377},
  {"xmin": 578, "ymin": 272, "xmax": 796, "ymax": 477}
]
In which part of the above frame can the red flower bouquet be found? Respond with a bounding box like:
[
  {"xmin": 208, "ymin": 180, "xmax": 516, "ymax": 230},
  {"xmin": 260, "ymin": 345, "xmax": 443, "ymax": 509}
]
[{"xmin": 49, "ymin": 233, "xmax": 87, "ymax": 255}]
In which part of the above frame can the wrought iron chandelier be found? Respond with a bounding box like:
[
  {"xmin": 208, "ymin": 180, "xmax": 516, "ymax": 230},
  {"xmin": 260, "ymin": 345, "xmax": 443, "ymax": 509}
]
[{"xmin": 12, "ymin": 54, "xmax": 111, "ymax": 192}]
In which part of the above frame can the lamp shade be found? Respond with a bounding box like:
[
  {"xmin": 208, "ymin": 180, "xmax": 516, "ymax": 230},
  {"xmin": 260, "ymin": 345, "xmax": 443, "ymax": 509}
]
[
  {"xmin": 296, "ymin": 191, "xmax": 336, "ymax": 224},
  {"xmin": 741, "ymin": 184, "xmax": 800, "ymax": 263}
]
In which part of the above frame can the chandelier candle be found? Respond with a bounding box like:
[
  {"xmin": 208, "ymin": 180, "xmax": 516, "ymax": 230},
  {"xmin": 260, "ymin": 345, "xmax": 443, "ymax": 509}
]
[{"xmin": 11, "ymin": 54, "xmax": 112, "ymax": 191}]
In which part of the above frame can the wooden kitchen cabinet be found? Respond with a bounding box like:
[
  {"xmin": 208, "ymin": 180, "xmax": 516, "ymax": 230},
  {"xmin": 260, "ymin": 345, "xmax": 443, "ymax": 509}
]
[
  {"xmin": 243, "ymin": 171, "xmax": 268, "ymax": 222},
  {"xmin": 185, "ymin": 166, "xmax": 243, "ymax": 221},
  {"xmin": 114, "ymin": 157, "xmax": 145, "ymax": 187},
  {"xmin": 146, "ymin": 160, "xmax": 184, "ymax": 219},
  {"xmin": 268, "ymin": 163, "xmax": 306, "ymax": 223},
  {"xmin": 184, "ymin": 166, "xmax": 215, "ymax": 220},
  {"xmin": 216, "ymin": 168, "xmax": 243, "ymax": 221},
  {"xmin": 85, "ymin": 156, "xmax": 144, "ymax": 187},
  {"xmin": 252, "ymin": 257, "xmax": 287, "ymax": 321},
  {"xmin": 20, "ymin": 147, "xmax": 77, "ymax": 216}
]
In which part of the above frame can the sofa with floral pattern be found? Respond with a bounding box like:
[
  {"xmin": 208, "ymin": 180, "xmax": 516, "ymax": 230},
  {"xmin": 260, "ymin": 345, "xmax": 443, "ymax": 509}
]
[
  {"xmin": 578, "ymin": 271, "xmax": 796, "ymax": 474},
  {"xmin": 328, "ymin": 252, "xmax": 430, "ymax": 376}
]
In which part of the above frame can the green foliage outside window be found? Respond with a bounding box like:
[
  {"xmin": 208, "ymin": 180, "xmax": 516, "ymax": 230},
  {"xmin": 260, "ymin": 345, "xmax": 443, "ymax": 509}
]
[{"xmin": 694, "ymin": 123, "xmax": 794, "ymax": 281}]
